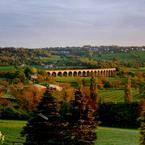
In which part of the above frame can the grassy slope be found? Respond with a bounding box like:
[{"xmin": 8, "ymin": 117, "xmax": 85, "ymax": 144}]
[
  {"xmin": 100, "ymin": 88, "xmax": 139, "ymax": 103},
  {"xmin": 0, "ymin": 66, "xmax": 15, "ymax": 71},
  {"xmin": 0, "ymin": 120, "xmax": 139, "ymax": 145},
  {"xmin": 0, "ymin": 120, "xmax": 26, "ymax": 144},
  {"xmin": 93, "ymin": 51, "xmax": 145, "ymax": 62},
  {"xmin": 97, "ymin": 127, "xmax": 139, "ymax": 145}
]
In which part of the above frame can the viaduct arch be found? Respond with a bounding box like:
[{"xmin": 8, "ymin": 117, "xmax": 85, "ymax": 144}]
[{"xmin": 46, "ymin": 68, "xmax": 116, "ymax": 77}]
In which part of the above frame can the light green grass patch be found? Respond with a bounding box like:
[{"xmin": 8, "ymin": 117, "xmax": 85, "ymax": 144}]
[
  {"xmin": 0, "ymin": 66, "xmax": 15, "ymax": 71},
  {"xmin": 97, "ymin": 127, "xmax": 139, "ymax": 145},
  {"xmin": 0, "ymin": 120, "xmax": 26, "ymax": 144},
  {"xmin": 100, "ymin": 88, "xmax": 139, "ymax": 103}
]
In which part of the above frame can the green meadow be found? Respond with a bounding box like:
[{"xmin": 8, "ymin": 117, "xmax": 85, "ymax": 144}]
[{"xmin": 0, "ymin": 120, "xmax": 139, "ymax": 145}]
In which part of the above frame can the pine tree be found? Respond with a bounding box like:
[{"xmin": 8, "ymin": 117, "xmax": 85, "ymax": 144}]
[
  {"xmin": 68, "ymin": 90, "xmax": 97, "ymax": 145},
  {"xmin": 21, "ymin": 89, "xmax": 67, "ymax": 145},
  {"xmin": 124, "ymin": 77, "xmax": 132, "ymax": 103}
]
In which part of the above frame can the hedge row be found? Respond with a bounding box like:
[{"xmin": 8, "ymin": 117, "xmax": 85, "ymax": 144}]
[{"xmin": 99, "ymin": 102, "xmax": 139, "ymax": 128}]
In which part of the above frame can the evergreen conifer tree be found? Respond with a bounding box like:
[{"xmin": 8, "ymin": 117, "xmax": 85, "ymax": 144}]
[
  {"xmin": 21, "ymin": 89, "xmax": 67, "ymax": 145},
  {"xmin": 68, "ymin": 90, "xmax": 97, "ymax": 145}
]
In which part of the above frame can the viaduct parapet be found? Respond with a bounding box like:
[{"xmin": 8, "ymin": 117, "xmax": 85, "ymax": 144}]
[{"xmin": 46, "ymin": 68, "xmax": 116, "ymax": 77}]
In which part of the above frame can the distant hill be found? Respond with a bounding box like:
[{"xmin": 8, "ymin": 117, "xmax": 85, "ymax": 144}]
[{"xmin": 0, "ymin": 46, "xmax": 145, "ymax": 69}]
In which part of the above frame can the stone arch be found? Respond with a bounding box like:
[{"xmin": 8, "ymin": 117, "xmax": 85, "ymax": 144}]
[
  {"xmin": 102, "ymin": 70, "xmax": 105, "ymax": 76},
  {"xmin": 48, "ymin": 72, "xmax": 51, "ymax": 76},
  {"xmin": 109, "ymin": 70, "xmax": 111, "ymax": 76},
  {"xmin": 63, "ymin": 72, "xmax": 67, "ymax": 77},
  {"xmin": 101, "ymin": 70, "xmax": 103, "ymax": 76},
  {"xmin": 82, "ymin": 71, "xmax": 86, "ymax": 77},
  {"xmin": 110, "ymin": 70, "xmax": 113, "ymax": 76},
  {"xmin": 68, "ymin": 71, "xmax": 73, "ymax": 77},
  {"xmin": 73, "ymin": 71, "xmax": 77, "ymax": 76},
  {"xmin": 58, "ymin": 72, "xmax": 62, "ymax": 77},
  {"xmin": 96, "ymin": 71, "xmax": 99, "ymax": 76},
  {"xmin": 52, "ymin": 72, "xmax": 56, "ymax": 77},
  {"xmin": 94, "ymin": 71, "xmax": 97, "ymax": 76},
  {"xmin": 78, "ymin": 71, "xmax": 82, "ymax": 76},
  {"xmin": 104, "ymin": 70, "xmax": 106, "ymax": 76},
  {"xmin": 87, "ymin": 71, "xmax": 90, "ymax": 76},
  {"xmin": 106, "ymin": 70, "xmax": 109, "ymax": 76},
  {"xmin": 98, "ymin": 70, "xmax": 100, "ymax": 76},
  {"xmin": 90, "ymin": 71, "xmax": 94, "ymax": 76}
]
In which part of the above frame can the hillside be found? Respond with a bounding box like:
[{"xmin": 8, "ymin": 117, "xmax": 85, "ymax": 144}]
[{"xmin": 0, "ymin": 46, "xmax": 145, "ymax": 69}]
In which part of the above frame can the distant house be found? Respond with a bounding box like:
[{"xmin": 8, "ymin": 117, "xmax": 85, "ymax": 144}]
[{"xmin": 33, "ymin": 84, "xmax": 63, "ymax": 92}]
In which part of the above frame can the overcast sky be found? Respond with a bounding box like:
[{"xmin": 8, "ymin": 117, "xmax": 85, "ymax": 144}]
[{"xmin": 0, "ymin": 0, "xmax": 145, "ymax": 47}]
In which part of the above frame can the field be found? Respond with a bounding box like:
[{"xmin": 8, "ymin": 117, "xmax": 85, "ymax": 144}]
[
  {"xmin": 93, "ymin": 51, "xmax": 145, "ymax": 63},
  {"xmin": 0, "ymin": 120, "xmax": 139, "ymax": 145},
  {"xmin": 0, "ymin": 120, "xmax": 26, "ymax": 144},
  {"xmin": 97, "ymin": 127, "xmax": 139, "ymax": 145},
  {"xmin": 0, "ymin": 66, "xmax": 15, "ymax": 71},
  {"xmin": 55, "ymin": 76, "xmax": 140, "ymax": 102},
  {"xmin": 99, "ymin": 88, "xmax": 139, "ymax": 103}
]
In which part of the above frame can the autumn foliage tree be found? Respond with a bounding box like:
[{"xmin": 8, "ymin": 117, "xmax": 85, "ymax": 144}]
[
  {"xmin": 10, "ymin": 84, "xmax": 45, "ymax": 111},
  {"xmin": 124, "ymin": 77, "xmax": 132, "ymax": 103}
]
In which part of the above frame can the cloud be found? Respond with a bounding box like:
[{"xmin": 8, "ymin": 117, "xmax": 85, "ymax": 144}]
[{"xmin": 0, "ymin": 0, "xmax": 145, "ymax": 47}]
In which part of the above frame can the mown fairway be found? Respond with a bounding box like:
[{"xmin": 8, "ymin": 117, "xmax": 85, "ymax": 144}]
[{"xmin": 0, "ymin": 120, "xmax": 139, "ymax": 145}]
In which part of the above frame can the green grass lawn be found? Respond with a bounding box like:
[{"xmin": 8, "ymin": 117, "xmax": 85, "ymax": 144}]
[
  {"xmin": 97, "ymin": 127, "xmax": 139, "ymax": 145},
  {"xmin": 0, "ymin": 66, "xmax": 15, "ymax": 71},
  {"xmin": 0, "ymin": 120, "xmax": 139, "ymax": 145},
  {"xmin": 0, "ymin": 120, "xmax": 26, "ymax": 144},
  {"xmin": 99, "ymin": 88, "xmax": 139, "ymax": 103}
]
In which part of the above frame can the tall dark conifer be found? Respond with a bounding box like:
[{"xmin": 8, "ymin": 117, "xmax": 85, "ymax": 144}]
[
  {"xmin": 68, "ymin": 90, "xmax": 97, "ymax": 145},
  {"xmin": 21, "ymin": 89, "xmax": 67, "ymax": 145}
]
